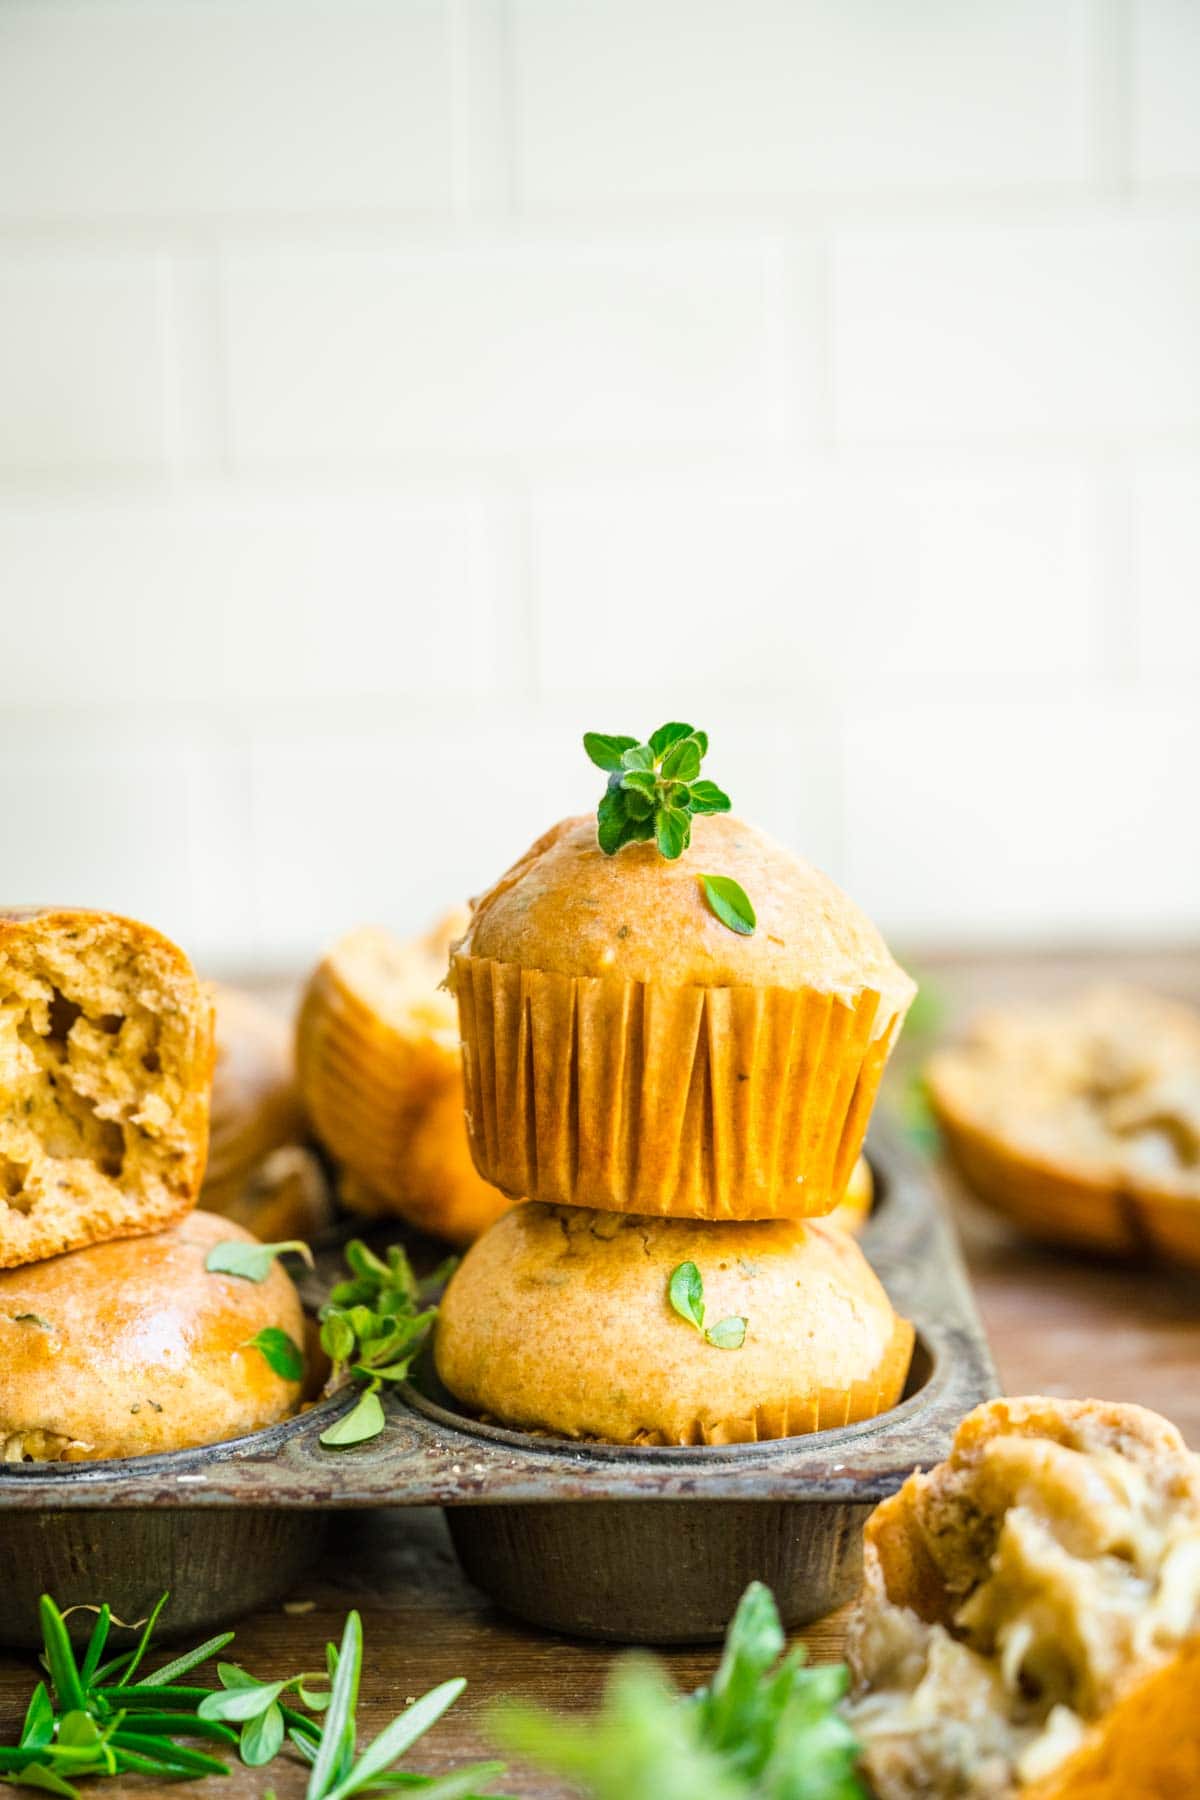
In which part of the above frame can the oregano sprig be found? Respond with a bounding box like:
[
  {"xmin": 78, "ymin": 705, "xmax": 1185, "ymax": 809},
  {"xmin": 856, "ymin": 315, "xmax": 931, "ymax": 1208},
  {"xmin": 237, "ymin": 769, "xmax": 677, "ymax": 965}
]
[
  {"xmin": 584, "ymin": 723, "xmax": 731, "ymax": 860},
  {"xmin": 317, "ymin": 1242, "xmax": 452, "ymax": 1450}
]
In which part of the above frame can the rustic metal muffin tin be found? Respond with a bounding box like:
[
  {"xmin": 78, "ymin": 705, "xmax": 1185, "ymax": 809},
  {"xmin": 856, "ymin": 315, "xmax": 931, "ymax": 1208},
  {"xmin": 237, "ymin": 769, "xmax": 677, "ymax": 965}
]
[{"xmin": 0, "ymin": 1118, "xmax": 996, "ymax": 1647}]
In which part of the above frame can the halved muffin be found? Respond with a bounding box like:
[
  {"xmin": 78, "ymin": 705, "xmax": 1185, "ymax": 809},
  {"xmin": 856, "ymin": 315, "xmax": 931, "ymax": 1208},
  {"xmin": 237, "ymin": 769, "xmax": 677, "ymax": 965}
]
[
  {"xmin": 928, "ymin": 987, "xmax": 1200, "ymax": 1264},
  {"xmin": 0, "ymin": 909, "xmax": 213, "ymax": 1269},
  {"xmin": 847, "ymin": 1396, "xmax": 1200, "ymax": 1798},
  {"xmin": 0, "ymin": 1210, "xmax": 305, "ymax": 1461},
  {"xmin": 297, "ymin": 912, "xmax": 511, "ymax": 1246},
  {"xmin": 435, "ymin": 1203, "xmax": 913, "ymax": 1445},
  {"xmin": 451, "ymin": 814, "xmax": 915, "ymax": 1220}
]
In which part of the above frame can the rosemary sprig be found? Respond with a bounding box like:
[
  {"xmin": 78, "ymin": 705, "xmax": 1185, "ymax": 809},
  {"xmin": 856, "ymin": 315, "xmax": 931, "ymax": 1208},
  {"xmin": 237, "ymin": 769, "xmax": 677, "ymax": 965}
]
[{"xmin": 7, "ymin": 1593, "xmax": 503, "ymax": 1798}]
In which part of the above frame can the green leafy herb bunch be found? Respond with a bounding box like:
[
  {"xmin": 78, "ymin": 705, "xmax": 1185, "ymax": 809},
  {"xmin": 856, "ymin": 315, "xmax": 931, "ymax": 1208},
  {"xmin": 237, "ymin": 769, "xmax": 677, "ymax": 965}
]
[
  {"xmin": 583, "ymin": 723, "xmax": 757, "ymax": 935},
  {"xmin": 584, "ymin": 723, "xmax": 731, "ymax": 860},
  {"xmin": 316, "ymin": 1240, "xmax": 452, "ymax": 1449},
  {"xmin": 494, "ymin": 1580, "xmax": 866, "ymax": 1800},
  {"xmin": 3, "ymin": 1591, "xmax": 504, "ymax": 1798}
]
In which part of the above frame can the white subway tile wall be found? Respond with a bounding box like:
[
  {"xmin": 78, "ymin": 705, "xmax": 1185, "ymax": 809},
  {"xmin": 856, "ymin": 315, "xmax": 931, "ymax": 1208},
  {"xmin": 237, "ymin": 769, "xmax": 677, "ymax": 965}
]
[{"xmin": 0, "ymin": 0, "xmax": 1195, "ymax": 971}]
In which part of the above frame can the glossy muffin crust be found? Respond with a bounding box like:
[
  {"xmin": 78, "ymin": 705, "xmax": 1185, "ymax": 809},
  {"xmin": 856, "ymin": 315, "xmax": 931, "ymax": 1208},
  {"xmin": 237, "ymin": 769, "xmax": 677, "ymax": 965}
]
[{"xmin": 0, "ymin": 1210, "xmax": 305, "ymax": 1461}]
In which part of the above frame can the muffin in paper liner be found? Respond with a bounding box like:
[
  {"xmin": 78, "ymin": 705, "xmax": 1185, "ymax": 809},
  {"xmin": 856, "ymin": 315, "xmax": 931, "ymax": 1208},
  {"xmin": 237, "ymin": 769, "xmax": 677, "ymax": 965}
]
[
  {"xmin": 296, "ymin": 916, "xmax": 512, "ymax": 1246},
  {"xmin": 435, "ymin": 1204, "xmax": 914, "ymax": 1447},
  {"xmin": 829, "ymin": 1153, "xmax": 873, "ymax": 1234},
  {"xmin": 929, "ymin": 985, "xmax": 1200, "ymax": 1267},
  {"xmin": 453, "ymin": 954, "xmax": 897, "ymax": 1220}
]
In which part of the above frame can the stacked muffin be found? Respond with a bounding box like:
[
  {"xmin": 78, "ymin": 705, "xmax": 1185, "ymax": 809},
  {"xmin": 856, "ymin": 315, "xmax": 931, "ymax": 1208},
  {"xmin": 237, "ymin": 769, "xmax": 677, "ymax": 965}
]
[
  {"xmin": 436, "ymin": 807, "xmax": 919, "ymax": 1447},
  {"xmin": 0, "ymin": 909, "xmax": 305, "ymax": 1461}
]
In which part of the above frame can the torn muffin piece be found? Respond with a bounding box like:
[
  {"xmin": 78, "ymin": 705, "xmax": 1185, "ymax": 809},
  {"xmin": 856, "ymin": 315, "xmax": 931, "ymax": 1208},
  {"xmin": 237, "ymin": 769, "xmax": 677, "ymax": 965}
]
[
  {"xmin": 847, "ymin": 1396, "xmax": 1200, "ymax": 1798},
  {"xmin": 0, "ymin": 908, "xmax": 213, "ymax": 1269}
]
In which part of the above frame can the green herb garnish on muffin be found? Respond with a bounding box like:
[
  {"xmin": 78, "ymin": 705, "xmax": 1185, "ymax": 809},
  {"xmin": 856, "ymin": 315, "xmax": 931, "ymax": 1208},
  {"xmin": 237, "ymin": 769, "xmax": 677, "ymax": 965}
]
[
  {"xmin": 205, "ymin": 1239, "xmax": 315, "ymax": 1283},
  {"xmin": 583, "ymin": 722, "xmax": 756, "ymax": 936},
  {"xmin": 668, "ymin": 1260, "xmax": 747, "ymax": 1350},
  {"xmin": 244, "ymin": 1325, "xmax": 305, "ymax": 1382},
  {"xmin": 584, "ymin": 722, "xmax": 731, "ymax": 859},
  {"xmin": 698, "ymin": 873, "xmax": 756, "ymax": 936}
]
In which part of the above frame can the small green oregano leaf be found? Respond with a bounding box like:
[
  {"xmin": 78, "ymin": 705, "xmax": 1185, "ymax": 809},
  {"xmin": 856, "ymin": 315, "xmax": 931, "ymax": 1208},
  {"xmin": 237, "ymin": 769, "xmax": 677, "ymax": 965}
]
[
  {"xmin": 704, "ymin": 1317, "xmax": 748, "ymax": 1351},
  {"xmin": 206, "ymin": 1240, "xmax": 315, "ymax": 1284},
  {"xmin": 319, "ymin": 1386, "xmax": 386, "ymax": 1449},
  {"xmin": 647, "ymin": 721, "xmax": 694, "ymax": 758},
  {"xmin": 669, "ymin": 1266, "xmax": 748, "ymax": 1350},
  {"xmin": 699, "ymin": 874, "xmax": 756, "ymax": 937},
  {"xmin": 655, "ymin": 805, "xmax": 690, "ymax": 861},
  {"xmin": 667, "ymin": 1262, "xmax": 705, "ymax": 1333},
  {"xmin": 197, "ymin": 1678, "xmax": 285, "ymax": 1723},
  {"xmin": 13, "ymin": 1313, "xmax": 53, "ymax": 1329},
  {"xmin": 240, "ymin": 1700, "xmax": 285, "ymax": 1766},
  {"xmin": 583, "ymin": 732, "xmax": 638, "ymax": 772},
  {"xmin": 243, "ymin": 1327, "xmax": 304, "ymax": 1383}
]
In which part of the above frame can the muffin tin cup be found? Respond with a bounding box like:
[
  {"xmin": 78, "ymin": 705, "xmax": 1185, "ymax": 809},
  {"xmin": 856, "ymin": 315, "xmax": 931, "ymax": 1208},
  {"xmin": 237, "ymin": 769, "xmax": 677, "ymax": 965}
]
[
  {"xmin": 0, "ymin": 1508, "xmax": 327, "ymax": 1652},
  {"xmin": 0, "ymin": 1119, "xmax": 996, "ymax": 1648},
  {"xmin": 453, "ymin": 952, "xmax": 901, "ymax": 1219}
]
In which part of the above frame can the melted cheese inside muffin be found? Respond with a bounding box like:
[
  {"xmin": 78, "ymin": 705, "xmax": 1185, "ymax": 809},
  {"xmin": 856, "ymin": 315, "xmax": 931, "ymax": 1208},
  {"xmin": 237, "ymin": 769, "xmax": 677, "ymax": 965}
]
[{"xmin": 848, "ymin": 1399, "xmax": 1200, "ymax": 1799}]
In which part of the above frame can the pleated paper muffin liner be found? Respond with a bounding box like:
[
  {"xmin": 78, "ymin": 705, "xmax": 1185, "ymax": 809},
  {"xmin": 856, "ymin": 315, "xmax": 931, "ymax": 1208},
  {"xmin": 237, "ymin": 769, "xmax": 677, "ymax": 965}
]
[
  {"xmin": 937, "ymin": 1107, "xmax": 1200, "ymax": 1269},
  {"xmin": 452, "ymin": 952, "xmax": 900, "ymax": 1220},
  {"xmin": 628, "ymin": 1315, "xmax": 916, "ymax": 1446},
  {"xmin": 296, "ymin": 962, "xmax": 510, "ymax": 1242}
]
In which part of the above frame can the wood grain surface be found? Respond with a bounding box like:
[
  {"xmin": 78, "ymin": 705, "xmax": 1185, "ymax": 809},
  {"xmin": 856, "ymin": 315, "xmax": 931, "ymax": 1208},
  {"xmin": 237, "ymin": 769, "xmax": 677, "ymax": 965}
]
[{"xmin": 2, "ymin": 946, "xmax": 1198, "ymax": 1798}]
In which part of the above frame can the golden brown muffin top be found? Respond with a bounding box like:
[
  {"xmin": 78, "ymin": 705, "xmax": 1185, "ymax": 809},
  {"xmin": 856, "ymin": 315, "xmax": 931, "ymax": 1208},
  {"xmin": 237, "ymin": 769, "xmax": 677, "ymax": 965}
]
[
  {"xmin": 456, "ymin": 814, "xmax": 915, "ymax": 1022},
  {"xmin": 0, "ymin": 1209, "xmax": 304, "ymax": 1462},
  {"xmin": 435, "ymin": 1201, "xmax": 912, "ymax": 1446}
]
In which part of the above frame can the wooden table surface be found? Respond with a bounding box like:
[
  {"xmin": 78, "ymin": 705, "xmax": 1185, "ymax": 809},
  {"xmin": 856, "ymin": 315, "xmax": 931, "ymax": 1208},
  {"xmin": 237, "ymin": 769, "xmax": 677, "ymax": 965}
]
[{"xmin": 3, "ymin": 946, "xmax": 1199, "ymax": 1797}]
